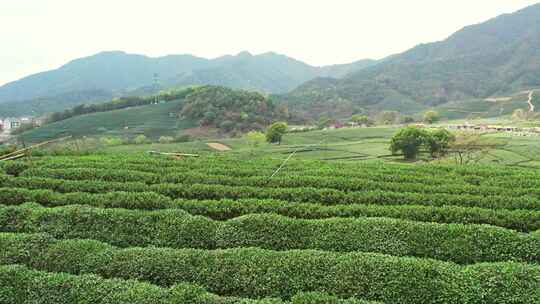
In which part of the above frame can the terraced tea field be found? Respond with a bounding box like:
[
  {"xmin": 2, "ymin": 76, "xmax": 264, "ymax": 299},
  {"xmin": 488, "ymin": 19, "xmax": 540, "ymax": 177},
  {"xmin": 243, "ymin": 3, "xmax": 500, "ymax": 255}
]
[{"xmin": 0, "ymin": 154, "xmax": 539, "ymax": 303}]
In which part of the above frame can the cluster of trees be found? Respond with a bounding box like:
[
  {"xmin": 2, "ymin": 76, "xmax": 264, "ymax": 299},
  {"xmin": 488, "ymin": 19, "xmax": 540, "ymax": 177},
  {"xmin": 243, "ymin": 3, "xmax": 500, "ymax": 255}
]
[
  {"xmin": 390, "ymin": 127, "xmax": 455, "ymax": 160},
  {"xmin": 180, "ymin": 86, "xmax": 289, "ymax": 134},
  {"xmin": 347, "ymin": 110, "xmax": 440, "ymax": 128},
  {"xmin": 45, "ymin": 88, "xmax": 198, "ymax": 124},
  {"xmin": 511, "ymin": 108, "xmax": 540, "ymax": 121},
  {"xmin": 98, "ymin": 134, "xmax": 193, "ymax": 147}
]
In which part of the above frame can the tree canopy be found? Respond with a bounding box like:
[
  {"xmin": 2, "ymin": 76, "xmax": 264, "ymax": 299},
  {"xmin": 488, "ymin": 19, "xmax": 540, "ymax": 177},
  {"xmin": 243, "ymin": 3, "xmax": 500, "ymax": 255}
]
[
  {"xmin": 390, "ymin": 127, "xmax": 455, "ymax": 160},
  {"xmin": 180, "ymin": 86, "xmax": 289, "ymax": 134},
  {"xmin": 423, "ymin": 110, "xmax": 440, "ymax": 124},
  {"xmin": 266, "ymin": 122, "xmax": 288, "ymax": 144}
]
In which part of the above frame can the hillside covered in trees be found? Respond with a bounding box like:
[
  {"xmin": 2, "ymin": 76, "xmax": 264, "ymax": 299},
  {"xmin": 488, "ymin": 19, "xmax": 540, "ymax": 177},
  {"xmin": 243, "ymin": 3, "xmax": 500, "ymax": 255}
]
[
  {"xmin": 283, "ymin": 3, "xmax": 540, "ymax": 118},
  {"xmin": 0, "ymin": 51, "xmax": 375, "ymax": 117},
  {"xmin": 180, "ymin": 86, "xmax": 289, "ymax": 134}
]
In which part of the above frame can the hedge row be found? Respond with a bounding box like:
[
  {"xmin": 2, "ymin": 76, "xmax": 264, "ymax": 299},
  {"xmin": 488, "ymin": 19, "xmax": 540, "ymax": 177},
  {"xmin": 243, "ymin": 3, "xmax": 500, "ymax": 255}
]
[
  {"xmin": 0, "ymin": 265, "xmax": 377, "ymax": 304},
  {"xmin": 0, "ymin": 187, "xmax": 174, "ymax": 210},
  {"xmin": 2, "ymin": 175, "xmax": 539, "ymax": 211},
  {"xmin": 23, "ymin": 167, "xmax": 540, "ymax": 198},
  {"xmin": 34, "ymin": 152, "xmax": 540, "ymax": 177},
  {"xmin": 0, "ymin": 204, "xmax": 537, "ymax": 264},
  {"xmin": 18, "ymin": 162, "xmax": 469, "ymax": 186},
  {"xmin": 175, "ymin": 198, "xmax": 540, "ymax": 232},
  {"xmin": 29, "ymin": 154, "xmax": 540, "ymax": 182},
  {"xmin": 1, "ymin": 233, "xmax": 538, "ymax": 304},
  {"xmin": 2, "ymin": 187, "xmax": 538, "ymax": 232}
]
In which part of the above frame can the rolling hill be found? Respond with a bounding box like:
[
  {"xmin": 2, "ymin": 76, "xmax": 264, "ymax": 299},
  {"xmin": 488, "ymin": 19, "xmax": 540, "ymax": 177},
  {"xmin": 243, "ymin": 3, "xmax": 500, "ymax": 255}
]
[
  {"xmin": 0, "ymin": 51, "xmax": 376, "ymax": 117},
  {"xmin": 19, "ymin": 86, "xmax": 286, "ymax": 142},
  {"xmin": 284, "ymin": 3, "xmax": 540, "ymax": 118},
  {"xmin": 19, "ymin": 98, "xmax": 195, "ymax": 143}
]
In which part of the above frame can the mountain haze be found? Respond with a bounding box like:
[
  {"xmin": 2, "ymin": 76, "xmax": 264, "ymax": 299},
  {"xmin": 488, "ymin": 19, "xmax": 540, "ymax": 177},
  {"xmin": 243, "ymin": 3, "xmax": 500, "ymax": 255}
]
[{"xmin": 0, "ymin": 51, "xmax": 375, "ymax": 117}]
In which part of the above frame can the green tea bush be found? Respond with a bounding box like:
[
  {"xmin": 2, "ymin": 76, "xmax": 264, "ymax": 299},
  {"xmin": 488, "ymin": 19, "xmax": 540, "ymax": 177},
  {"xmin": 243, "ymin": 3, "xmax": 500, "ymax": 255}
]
[
  {"xmin": 0, "ymin": 264, "xmax": 379, "ymax": 304},
  {"xmin": 0, "ymin": 234, "xmax": 538, "ymax": 304},
  {"xmin": 0, "ymin": 207, "xmax": 538, "ymax": 264}
]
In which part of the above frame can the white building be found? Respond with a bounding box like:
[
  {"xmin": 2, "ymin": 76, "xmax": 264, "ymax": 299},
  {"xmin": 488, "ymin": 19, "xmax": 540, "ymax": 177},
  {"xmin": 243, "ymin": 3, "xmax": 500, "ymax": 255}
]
[{"xmin": 0, "ymin": 117, "xmax": 30, "ymax": 132}]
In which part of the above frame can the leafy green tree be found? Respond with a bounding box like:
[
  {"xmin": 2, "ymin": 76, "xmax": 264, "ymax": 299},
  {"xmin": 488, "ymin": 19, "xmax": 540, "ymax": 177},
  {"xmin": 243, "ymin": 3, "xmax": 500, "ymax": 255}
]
[
  {"xmin": 351, "ymin": 115, "xmax": 374, "ymax": 126},
  {"xmin": 316, "ymin": 117, "xmax": 334, "ymax": 129},
  {"xmin": 426, "ymin": 129, "xmax": 455, "ymax": 158},
  {"xmin": 423, "ymin": 110, "xmax": 440, "ymax": 124},
  {"xmin": 244, "ymin": 131, "xmax": 266, "ymax": 153},
  {"xmin": 219, "ymin": 120, "xmax": 235, "ymax": 132},
  {"xmin": 180, "ymin": 86, "xmax": 286, "ymax": 133},
  {"xmin": 390, "ymin": 127, "xmax": 428, "ymax": 160},
  {"xmin": 377, "ymin": 111, "xmax": 399, "ymax": 125},
  {"xmin": 100, "ymin": 137, "xmax": 123, "ymax": 146},
  {"xmin": 133, "ymin": 135, "xmax": 148, "ymax": 145},
  {"xmin": 266, "ymin": 122, "xmax": 288, "ymax": 144},
  {"xmin": 400, "ymin": 115, "xmax": 415, "ymax": 124}
]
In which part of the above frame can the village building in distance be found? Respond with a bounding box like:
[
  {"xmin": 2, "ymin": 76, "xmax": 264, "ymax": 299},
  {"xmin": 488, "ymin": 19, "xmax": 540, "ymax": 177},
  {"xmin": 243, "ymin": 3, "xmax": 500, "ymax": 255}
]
[{"xmin": 0, "ymin": 117, "xmax": 42, "ymax": 133}]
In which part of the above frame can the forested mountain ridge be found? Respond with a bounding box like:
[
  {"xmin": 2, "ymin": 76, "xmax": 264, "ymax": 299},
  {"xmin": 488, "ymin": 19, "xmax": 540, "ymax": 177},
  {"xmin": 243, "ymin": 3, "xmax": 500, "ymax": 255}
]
[
  {"xmin": 0, "ymin": 51, "xmax": 375, "ymax": 117},
  {"xmin": 284, "ymin": 3, "xmax": 540, "ymax": 117}
]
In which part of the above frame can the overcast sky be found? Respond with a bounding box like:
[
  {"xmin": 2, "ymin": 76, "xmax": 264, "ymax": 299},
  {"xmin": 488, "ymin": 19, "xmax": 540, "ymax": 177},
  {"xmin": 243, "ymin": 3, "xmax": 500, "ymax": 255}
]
[{"xmin": 0, "ymin": 0, "xmax": 539, "ymax": 86}]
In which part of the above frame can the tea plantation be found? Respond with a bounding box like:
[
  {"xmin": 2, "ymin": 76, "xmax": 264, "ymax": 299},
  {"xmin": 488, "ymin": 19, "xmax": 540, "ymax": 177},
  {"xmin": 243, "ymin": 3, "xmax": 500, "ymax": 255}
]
[{"xmin": 0, "ymin": 154, "xmax": 538, "ymax": 303}]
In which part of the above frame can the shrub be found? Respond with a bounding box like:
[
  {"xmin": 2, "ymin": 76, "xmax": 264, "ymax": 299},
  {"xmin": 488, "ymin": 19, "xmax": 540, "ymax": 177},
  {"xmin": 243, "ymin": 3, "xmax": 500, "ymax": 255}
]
[
  {"xmin": 1, "ymin": 162, "xmax": 30, "ymax": 176},
  {"xmin": 389, "ymin": 127, "xmax": 428, "ymax": 160},
  {"xmin": 266, "ymin": 122, "xmax": 288, "ymax": 144},
  {"xmin": 133, "ymin": 135, "xmax": 149, "ymax": 145},
  {"xmin": 1, "ymin": 205, "xmax": 537, "ymax": 264},
  {"xmin": 100, "ymin": 137, "xmax": 123, "ymax": 146},
  {"xmin": 426, "ymin": 129, "xmax": 455, "ymax": 158},
  {"xmin": 1, "ymin": 234, "xmax": 538, "ymax": 304},
  {"xmin": 174, "ymin": 134, "xmax": 193, "ymax": 143},
  {"xmin": 423, "ymin": 110, "xmax": 440, "ymax": 124}
]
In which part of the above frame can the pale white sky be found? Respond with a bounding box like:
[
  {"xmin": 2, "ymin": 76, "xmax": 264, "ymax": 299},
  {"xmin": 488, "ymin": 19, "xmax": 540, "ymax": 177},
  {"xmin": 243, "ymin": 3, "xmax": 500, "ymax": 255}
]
[{"xmin": 0, "ymin": 0, "xmax": 538, "ymax": 86}]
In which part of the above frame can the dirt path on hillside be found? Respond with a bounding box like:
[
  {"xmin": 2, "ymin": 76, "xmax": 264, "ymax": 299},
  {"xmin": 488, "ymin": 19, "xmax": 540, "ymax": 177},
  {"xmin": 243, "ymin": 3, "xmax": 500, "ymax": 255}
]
[
  {"xmin": 527, "ymin": 91, "xmax": 535, "ymax": 112},
  {"xmin": 207, "ymin": 143, "xmax": 232, "ymax": 151}
]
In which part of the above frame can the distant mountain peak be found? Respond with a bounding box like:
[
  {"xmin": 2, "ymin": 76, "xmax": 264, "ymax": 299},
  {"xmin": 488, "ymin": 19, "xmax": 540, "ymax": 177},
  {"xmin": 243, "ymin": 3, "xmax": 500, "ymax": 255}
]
[
  {"xmin": 0, "ymin": 49, "xmax": 376, "ymax": 116},
  {"xmin": 285, "ymin": 2, "xmax": 540, "ymax": 117},
  {"xmin": 236, "ymin": 51, "xmax": 253, "ymax": 57}
]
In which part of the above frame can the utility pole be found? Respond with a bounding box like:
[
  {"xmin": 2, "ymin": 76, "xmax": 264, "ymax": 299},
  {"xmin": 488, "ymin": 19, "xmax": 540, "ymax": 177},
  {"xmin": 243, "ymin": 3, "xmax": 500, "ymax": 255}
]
[{"xmin": 153, "ymin": 73, "xmax": 160, "ymax": 104}]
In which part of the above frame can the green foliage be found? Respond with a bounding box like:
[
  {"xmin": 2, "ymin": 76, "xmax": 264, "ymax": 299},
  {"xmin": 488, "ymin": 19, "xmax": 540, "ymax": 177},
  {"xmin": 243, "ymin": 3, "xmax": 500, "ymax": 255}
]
[
  {"xmin": 0, "ymin": 204, "xmax": 537, "ymax": 264},
  {"xmin": 423, "ymin": 110, "xmax": 440, "ymax": 124},
  {"xmin": 100, "ymin": 137, "xmax": 124, "ymax": 146},
  {"xmin": 180, "ymin": 86, "xmax": 287, "ymax": 133},
  {"xmin": 400, "ymin": 115, "xmax": 416, "ymax": 124},
  {"xmin": 390, "ymin": 127, "xmax": 428, "ymax": 160},
  {"xmin": 2, "ymin": 153, "xmax": 540, "ymax": 303},
  {"xmin": 1, "ymin": 233, "xmax": 538, "ymax": 304},
  {"xmin": 1, "ymin": 264, "xmax": 315, "ymax": 304},
  {"xmin": 133, "ymin": 135, "xmax": 148, "ymax": 145},
  {"xmin": 283, "ymin": 5, "xmax": 540, "ymax": 120},
  {"xmin": 377, "ymin": 111, "xmax": 399, "ymax": 125},
  {"xmin": 20, "ymin": 97, "xmax": 196, "ymax": 143},
  {"xmin": 316, "ymin": 117, "xmax": 335, "ymax": 129},
  {"xmin": 266, "ymin": 122, "xmax": 288, "ymax": 144},
  {"xmin": 174, "ymin": 134, "xmax": 193, "ymax": 143},
  {"xmin": 244, "ymin": 131, "xmax": 266, "ymax": 151},
  {"xmin": 426, "ymin": 129, "xmax": 455, "ymax": 157},
  {"xmin": 1, "ymin": 51, "xmax": 372, "ymax": 117},
  {"xmin": 44, "ymin": 88, "xmax": 198, "ymax": 125},
  {"xmin": 1, "ymin": 162, "xmax": 30, "ymax": 176},
  {"xmin": 350, "ymin": 115, "xmax": 374, "ymax": 126},
  {"xmin": 390, "ymin": 127, "xmax": 455, "ymax": 159},
  {"xmin": 0, "ymin": 145, "xmax": 18, "ymax": 157}
]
